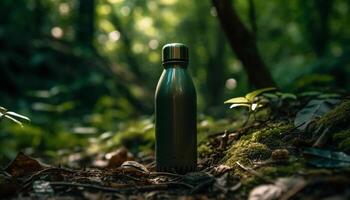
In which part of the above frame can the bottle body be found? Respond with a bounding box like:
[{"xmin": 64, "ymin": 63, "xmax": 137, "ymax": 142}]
[{"xmin": 155, "ymin": 65, "xmax": 197, "ymax": 173}]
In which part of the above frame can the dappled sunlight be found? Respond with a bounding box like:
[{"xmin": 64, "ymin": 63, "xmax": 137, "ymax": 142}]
[
  {"xmin": 1, "ymin": 0, "xmax": 350, "ymax": 198},
  {"xmin": 51, "ymin": 26, "xmax": 64, "ymax": 38}
]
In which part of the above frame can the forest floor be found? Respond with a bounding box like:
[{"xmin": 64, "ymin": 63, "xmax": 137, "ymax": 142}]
[{"xmin": 1, "ymin": 96, "xmax": 350, "ymax": 200}]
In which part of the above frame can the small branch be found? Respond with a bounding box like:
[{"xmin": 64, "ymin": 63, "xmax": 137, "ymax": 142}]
[
  {"xmin": 190, "ymin": 178, "xmax": 214, "ymax": 194},
  {"xmin": 49, "ymin": 181, "xmax": 193, "ymax": 193},
  {"xmin": 313, "ymin": 127, "xmax": 331, "ymax": 148},
  {"xmin": 236, "ymin": 162, "xmax": 273, "ymax": 183},
  {"xmin": 149, "ymin": 172, "xmax": 185, "ymax": 178},
  {"xmin": 22, "ymin": 167, "xmax": 78, "ymax": 190}
]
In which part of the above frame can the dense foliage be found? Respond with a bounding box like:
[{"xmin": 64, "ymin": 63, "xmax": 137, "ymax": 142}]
[{"xmin": 1, "ymin": 0, "xmax": 350, "ymax": 171}]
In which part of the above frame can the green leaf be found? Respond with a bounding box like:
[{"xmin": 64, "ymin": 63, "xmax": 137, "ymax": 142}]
[
  {"xmin": 263, "ymin": 93, "xmax": 279, "ymax": 99},
  {"xmin": 280, "ymin": 93, "xmax": 297, "ymax": 100},
  {"xmin": 318, "ymin": 93, "xmax": 341, "ymax": 99},
  {"xmin": 0, "ymin": 106, "xmax": 7, "ymax": 113},
  {"xmin": 303, "ymin": 148, "xmax": 350, "ymax": 168},
  {"xmin": 294, "ymin": 99, "xmax": 340, "ymax": 131},
  {"xmin": 4, "ymin": 115, "xmax": 23, "ymax": 127},
  {"xmin": 245, "ymin": 87, "xmax": 277, "ymax": 102},
  {"xmin": 6, "ymin": 111, "xmax": 30, "ymax": 121},
  {"xmin": 298, "ymin": 91, "xmax": 322, "ymax": 98},
  {"xmin": 224, "ymin": 97, "xmax": 249, "ymax": 104}
]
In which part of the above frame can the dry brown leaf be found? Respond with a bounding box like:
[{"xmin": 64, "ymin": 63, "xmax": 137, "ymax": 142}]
[
  {"xmin": 107, "ymin": 147, "xmax": 133, "ymax": 168},
  {"xmin": 120, "ymin": 161, "xmax": 149, "ymax": 176},
  {"xmin": 5, "ymin": 152, "xmax": 46, "ymax": 177},
  {"xmin": 213, "ymin": 164, "xmax": 232, "ymax": 175}
]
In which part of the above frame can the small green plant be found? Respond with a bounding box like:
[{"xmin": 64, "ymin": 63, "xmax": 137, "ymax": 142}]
[
  {"xmin": 225, "ymin": 87, "xmax": 277, "ymax": 111},
  {"xmin": 0, "ymin": 106, "xmax": 30, "ymax": 127},
  {"xmin": 224, "ymin": 87, "xmax": 277, "ymax": 125}
]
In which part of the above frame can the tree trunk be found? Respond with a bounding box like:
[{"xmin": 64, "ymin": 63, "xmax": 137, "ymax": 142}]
[
  {"xmin": 207, "ymin": 30, "xmax": 226, "ymax": 106},
  {"xmin": 248, "ymin": 0, "xmax": 257, "ymax": 37},
  {"xmin": 212, "ymin": 0, "xmax": 275, "ymax": 88},
  {"xmin": 300, "ymin": 0, "xmax": 332, "ymax": 57}
]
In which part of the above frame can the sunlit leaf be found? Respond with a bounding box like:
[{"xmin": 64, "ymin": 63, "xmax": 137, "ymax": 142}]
[
  {"xmin": 229, "ymin": 103, "xmax": 251, "ymax": 109},
  {"xmin": 224, "ymin": 97, "xmax": 249, "ymax": 104},
  {"xmin": 6, "ymin": 111, "xmax": 30, "ymax": 121},
  {"xmin": 4, "ymin": 115, "xmax": 23, "ymax": 127},
  {"xmin": 251, "ymin": 103, "xmax": 258, "ymax": 111},
  {"xmin": 0, "ymin": 106, "xmax": 7, "ymax": 113},
  {"xmin": 245, "ymin": 87, "xmax": 277, "ymax": 102}
]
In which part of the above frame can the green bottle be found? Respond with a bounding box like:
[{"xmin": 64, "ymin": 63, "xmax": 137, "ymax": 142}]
[{"xmin": 155, "ymin": 43, "xmax": 197, "ymax": 174}]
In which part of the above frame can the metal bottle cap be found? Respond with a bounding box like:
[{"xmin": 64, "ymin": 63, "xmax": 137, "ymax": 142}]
[{"xmin": 162, "ymin": 43, "xmax": 189, "ymax": 64}]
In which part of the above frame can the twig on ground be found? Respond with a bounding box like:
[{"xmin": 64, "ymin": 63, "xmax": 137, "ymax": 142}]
[
  {"xmin": 150, "ymin": 172, "xmax": 184, "ymax": 178},
  {"xmin": 49, "ymin": 180, "xmax": 193, "ymax": 193},
  {"xmin": 190, "ymin": 178, "xmax": 214, "ymax": 194},
  {"xmin": 313, "ymin": 127, "xmax": 331, "ymax": 148},
  {"xmin": 0, "ymin": 170, "xmax": 12, "ymax": 178},
  {"xmin": 22, "ymin": 167, "xmax": 78, "ymax": 190},
  {"xmin": 119, "ymin": 174, "xmax": 148, "ymax": 183},
  {"xmin": 252, "ymin": 159, "xmax": 292, "ymax": 169},
  {"xmin": 236, "ymin": 162, "xmax": 273, "ymax": 183},
  {"xmin": 279, "ymin": 179, "xmax": 307, "ymax": 200}
]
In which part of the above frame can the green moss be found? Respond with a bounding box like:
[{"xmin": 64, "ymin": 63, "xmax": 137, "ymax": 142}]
[
  {"xmin": 333, "ymin": 129, "xmax": 350, "ymax": 141},
  {"xmin": 198, "ymin": 144, "xmax": 212, "ymax": 156},
  {"xmin": 260, "ymin": 162, "xmax": 303, "ymax": 178},
  {"xmin": 225, "ymin": 142, "xmax": 271, "ymax": 167},
  {"xmin": 333, "ymin": 129, "xmax": 350, "ymax": 153},
  {"xmin": 313, "ymin": 100, "xmax": 350, "ymax": 130},
  {"xmin": 223, "ymin": 122, "xmax": 295, "ymax": 178},
  {"xmin": 339, "ymin": 139, "xmax": 350, "ymax": 153},
  {"xmin": 251, "ymin": 123, "xmax": 293, "ymax": 149}
]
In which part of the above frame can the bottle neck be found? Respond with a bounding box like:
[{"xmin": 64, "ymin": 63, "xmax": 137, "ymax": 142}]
[{"xmin": 163, "ymin": 62, "xmax": 188, "ymax": 69}]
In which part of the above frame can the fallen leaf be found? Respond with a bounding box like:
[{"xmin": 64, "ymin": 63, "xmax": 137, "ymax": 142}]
[
  {"xmin": 249, "ymin": 184, "xmax": 283, "ymax": 200},
  {"xmin": 5, "ymin": 152, "xmax": 46, "ymax": 177},
  {"xmin": 303, "ymin": 148, "xmax": 350, "ymax": 168},
  {"xmin": 294, "ymin": 99, "xmax": 340, "ymax": 131},
  {"xmin": 249, "ymin": 177, "xmax": 306, "ymax": 200},
  {"xmin": 107, "ymin": 147, "xmax": 133, "ymax": 168},
  {"xmin": 213, "ymin": 165, "xmax": 232, "ymax": 175},
  {"xmin": 120, "ymin": 161, "xmax": 149, "ymax": 176}
]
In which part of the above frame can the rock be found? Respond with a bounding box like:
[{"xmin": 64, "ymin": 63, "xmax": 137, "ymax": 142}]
[{"xmin": 271, "ymin": 149, "xmax": 289, "ymax": 160}]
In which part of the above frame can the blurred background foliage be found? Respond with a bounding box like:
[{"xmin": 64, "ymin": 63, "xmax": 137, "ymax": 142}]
[{"xmin": 0, "ymin": 0, "xmax": 349, "ymax": 165}]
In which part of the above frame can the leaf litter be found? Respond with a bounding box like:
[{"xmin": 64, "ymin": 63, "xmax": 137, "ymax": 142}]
[{"xmin": 2, "ymin": 98, "xmax": 350, "ymax": 199}]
